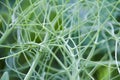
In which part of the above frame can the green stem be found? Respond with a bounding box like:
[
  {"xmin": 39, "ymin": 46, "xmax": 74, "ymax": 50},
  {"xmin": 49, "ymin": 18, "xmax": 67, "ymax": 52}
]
[
  {"xmin": 24, "ymin": 52, "xmax": 40, "ymax": 80},
  {"xmin": 0, "ymin": 27, "xmax": 14, "ymax": 44}
]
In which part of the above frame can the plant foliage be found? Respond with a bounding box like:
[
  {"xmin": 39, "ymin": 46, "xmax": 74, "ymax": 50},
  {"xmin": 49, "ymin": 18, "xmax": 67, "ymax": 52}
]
[{"xmin": 0, "ymin": 0, "xmax": 120, "ymax": 80}]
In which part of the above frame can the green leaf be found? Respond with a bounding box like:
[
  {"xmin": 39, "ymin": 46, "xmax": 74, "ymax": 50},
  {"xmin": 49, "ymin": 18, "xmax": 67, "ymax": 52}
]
[{"xmin": 0, "ymin": 72, "xmax": 9, "ymax": 80}]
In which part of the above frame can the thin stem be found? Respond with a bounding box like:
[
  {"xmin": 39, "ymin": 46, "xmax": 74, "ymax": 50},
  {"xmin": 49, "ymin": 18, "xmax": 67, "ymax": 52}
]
[
  {"xmin": 115, "ymin": 39, "xmax": 120, "ymax": 74},
  {"xmin": 24, "ymin": 52, "xmax": 40, "ymax": 80},
  {"xmin": 0, "ymin": 26, "xmax": 14, "ymax": 44}
]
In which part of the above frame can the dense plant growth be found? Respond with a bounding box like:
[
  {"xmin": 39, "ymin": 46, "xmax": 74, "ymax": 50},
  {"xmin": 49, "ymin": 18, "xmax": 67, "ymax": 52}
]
[{"xmin": 0, "ymin": 0, "xmax": 120, "ymax": 80}]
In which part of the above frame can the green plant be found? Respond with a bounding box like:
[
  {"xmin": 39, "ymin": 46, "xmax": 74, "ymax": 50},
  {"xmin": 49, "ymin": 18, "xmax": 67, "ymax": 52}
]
[{"xmin": 0, "ymin": 0, "xmax": 120, "ymax": 80}]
